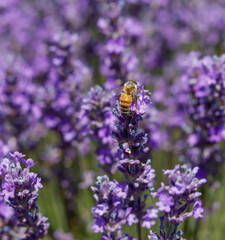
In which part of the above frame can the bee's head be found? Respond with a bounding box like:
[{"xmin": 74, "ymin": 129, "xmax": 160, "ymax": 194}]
[{"xmin": 124, "ymin": 80, "xmax": 138, "ymax": 94}]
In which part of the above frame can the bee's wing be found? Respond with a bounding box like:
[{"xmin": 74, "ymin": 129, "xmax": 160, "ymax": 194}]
[
  {"xmin": 134, "ymin": 87, "xmax": 142, "ymax": 97},
  {"xmin": 106, "ymin": 86, "xmax": 123, "ymax": 95},
  {"xmin": 105, "ymin": 86, "xmax": 123, "ymax": 107}
]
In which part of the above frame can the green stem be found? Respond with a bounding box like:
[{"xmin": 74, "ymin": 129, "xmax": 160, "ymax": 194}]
[
  {"xmin": 166, "ymin": 223, "xmax": 172, "ymax": 239},
  {"xmin": 137, "ymin": 195, "xmax": 142, "ymax": 240},
  {"xmin": 137, "ymin": 220, "xmax": 142, "ymax": 240},
  {"xmin": 111, "ymin": 232, "xmax": 115, "ymax": 240}
]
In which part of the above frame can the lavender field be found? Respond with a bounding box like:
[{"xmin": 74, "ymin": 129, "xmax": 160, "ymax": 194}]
[{"xmin": 0, "ymin": 0, "xmax": 225, "ymax": 239}]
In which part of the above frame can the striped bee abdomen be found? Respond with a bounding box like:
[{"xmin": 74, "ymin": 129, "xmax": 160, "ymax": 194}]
[{"xmin": 119, "ymin": 93, "xmax": 134, "ymax": 114}]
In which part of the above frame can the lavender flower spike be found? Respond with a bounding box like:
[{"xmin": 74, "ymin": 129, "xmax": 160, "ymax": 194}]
[
  {"xmin": 83, "ymin": 85, "xmax": 118, "ymax": 174},
  {"xmin": 0, "ymin": 151, "xmax": 49, "ymax": 239},
  {"xmin": 150, "ymin": 164, "xmax": 206, "ymax": 240},
  {"xmin": 91, "ymin": 175, "xmax": 138, "ymax": 239},
  {"xmin": 112, "ymin": 82, "xmax": 151, "ymax": 160},
  {"xmin": 112, "ymin": 81, "xmax": 158, "ymax": 237},
  {"xmin": 172, "ymin": 53, "xmax": 225, "ymax": 177}
]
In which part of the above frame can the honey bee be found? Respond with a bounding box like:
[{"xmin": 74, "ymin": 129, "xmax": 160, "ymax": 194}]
[{"xmin": 119, "ymin": 80, "xmax": 138, "ymax": 115}]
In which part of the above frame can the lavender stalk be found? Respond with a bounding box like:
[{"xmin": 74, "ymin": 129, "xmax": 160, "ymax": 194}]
[{"xmin": 0, "ymin": 152, "xmax": 49, "ymax": 239}]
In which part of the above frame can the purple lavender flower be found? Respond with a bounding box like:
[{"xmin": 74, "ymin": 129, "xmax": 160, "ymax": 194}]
[
  {"xmin": 171, "ymin": 53, "xmax": 225, "ymax": 177},
  {"xmin": 91, "ymin": 175, "xmax": 138, "ymax": 239},
  {"xmin": 101, "ymin": 81, "xmax": 158, "ymax": 239},
  {"xmin": 35, "ymin": 31, "xmax": 94, "ymax": 215},
  {"xmin": 141, "ymin": 206, "xmax": 158, "ymax": 229},
  {"xmin": 42, "ymin": 31, "xmax": 92, "ymax": 154},
  {"xmin": 0, "ymin": 140, "xmax": 10, "ymax": 159},
  {"xmin": 0, "ymin": 151, "xmax": 49, "ymax": 239},
  {"xmin": 116, "ymin": 158, "xmax": 158, "ymax": 238},
  {"xmin": 131, "ymin": 0, "xmax": 225, "ymax": 73},
  {"xmin": 0, "ymin": 196, "xmax": 16, "ymax": 239},
  {"xmin": 148, "ymin": 230, "xmax": 186, "ymax": 240},
  {"xmin": 0, "ymin": 197, "xmax": 14, "ymax": 220},
  {"xmin": 0, "ymin": 59, "xmax": 45, "ymax": 151},
  {"xmin": 151, "ymin": 164, "xmax": 206, "ymax": 239},
  {"xmin": 83, "ymin": 85, "xmax": 118, "ymax": 174},
  {"xmin": 118, "ymin": 159, "xmax": 155, "ymax": 192},
  {"xmin": 182, "ymin": 54, "xmax": 225, "ymax": 145},
  {"xmin": 102, "ymin": 233, "xmax": 136, "ymax": 240},
  {"xmin": 54, "ymin": 229, "xmax": 75, "ymax": 240},
  {"xmin": 79, "ymin": 170, "xmax": 95, "ymax": 189},
  {"xmin": 97, "ymin": 0, "xmax": 140, "ymax": 89},
  {"xmin": 112, "ymin": 83, "xmax": 151, "ymax": 160}
]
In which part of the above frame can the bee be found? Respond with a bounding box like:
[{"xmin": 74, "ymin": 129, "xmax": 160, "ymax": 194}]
[{"xmin": 119, "ymin": 80, "xmax": 138, "ymax": 115}]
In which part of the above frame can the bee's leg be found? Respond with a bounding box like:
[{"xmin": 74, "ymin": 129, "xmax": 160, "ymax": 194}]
[{"xmin": 134, "ymin": 96, "xmax": 140, "ymax": 109}]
